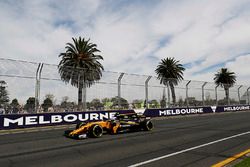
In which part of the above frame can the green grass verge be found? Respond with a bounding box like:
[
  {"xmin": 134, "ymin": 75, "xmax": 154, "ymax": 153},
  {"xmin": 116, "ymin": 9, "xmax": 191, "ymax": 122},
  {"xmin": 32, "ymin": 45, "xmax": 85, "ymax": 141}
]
[{"xmin": 234, "ymin": 157, "xmax": 250, "ymax": 167}]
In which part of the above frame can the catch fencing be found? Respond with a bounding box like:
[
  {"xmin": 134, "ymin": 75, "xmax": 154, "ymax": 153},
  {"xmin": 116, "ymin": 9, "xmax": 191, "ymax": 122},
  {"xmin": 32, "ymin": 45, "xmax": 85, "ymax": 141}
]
[{"xmin": 0, "ymin": 58, "xmax": 249, "ymax": 114}]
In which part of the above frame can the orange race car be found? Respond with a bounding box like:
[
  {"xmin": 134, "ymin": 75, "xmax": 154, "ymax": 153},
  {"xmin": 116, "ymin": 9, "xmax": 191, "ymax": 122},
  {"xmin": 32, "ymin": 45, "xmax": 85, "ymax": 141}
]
[{"xmin": 64, "ymin": 113, "xmax": 153, "ymax": 139}]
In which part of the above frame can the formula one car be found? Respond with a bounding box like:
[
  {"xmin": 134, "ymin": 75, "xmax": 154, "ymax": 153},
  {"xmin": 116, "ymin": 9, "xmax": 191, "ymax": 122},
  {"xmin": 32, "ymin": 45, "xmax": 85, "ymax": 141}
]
[{"xmin": 64, "ymin": 113, "xmax": 153, "ymax": 139}]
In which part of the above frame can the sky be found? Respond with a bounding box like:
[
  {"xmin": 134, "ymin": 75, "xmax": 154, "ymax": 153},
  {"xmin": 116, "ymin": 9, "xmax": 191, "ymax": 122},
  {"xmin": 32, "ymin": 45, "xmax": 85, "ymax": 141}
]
[{"xmin": 1, "ymin": 0, "xmax": 250, "ymax": 85}]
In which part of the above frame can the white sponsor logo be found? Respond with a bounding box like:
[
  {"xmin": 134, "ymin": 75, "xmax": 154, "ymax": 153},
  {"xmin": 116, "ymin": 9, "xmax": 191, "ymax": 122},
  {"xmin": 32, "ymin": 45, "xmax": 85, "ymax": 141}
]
[
  {"xmin": 211, "ymin": 106, "xmax": 217, "ymax": 113},
  {"xmin": 224, "ymin": 106, "xmax": 250, "ymax": 111},
  {"xmin": 159, "ymin": 108, "xmax": 203, "ymax": 116},
  {"xmin": 3, "ymin": 112, "xmax": 117, "ymax": 127},
  {"xmin": 134, "ymin": 109, "xmax": 145, "ymax": 115}
]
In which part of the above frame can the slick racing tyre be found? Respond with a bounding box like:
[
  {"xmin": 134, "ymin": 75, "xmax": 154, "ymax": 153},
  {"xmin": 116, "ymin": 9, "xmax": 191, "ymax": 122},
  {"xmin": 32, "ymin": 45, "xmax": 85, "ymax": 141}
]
[
  {"xmin": 141, "ymin": 120, "xmax": 153, "ymax": 131},
  {"xmin": 76, "ymin": 122, "xmax": 86, "ymax": 129},
  {"xmin": 89, "ymin": 124, "xmax": 103, "ymax": 138}
]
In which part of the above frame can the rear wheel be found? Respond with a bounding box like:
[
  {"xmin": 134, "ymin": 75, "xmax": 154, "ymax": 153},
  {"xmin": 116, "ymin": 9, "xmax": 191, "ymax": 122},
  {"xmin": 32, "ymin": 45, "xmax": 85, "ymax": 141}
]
[
  {"xmin": 141, "ymin": 120, "xmax": 153, "ymax": 131},
  {"xmin": 89, "ymin": 124, "xmax": 103, "ymax": 138},
  {"xmin": 76, "ymin": 122, "xmax": 86, "ymax": 129}
]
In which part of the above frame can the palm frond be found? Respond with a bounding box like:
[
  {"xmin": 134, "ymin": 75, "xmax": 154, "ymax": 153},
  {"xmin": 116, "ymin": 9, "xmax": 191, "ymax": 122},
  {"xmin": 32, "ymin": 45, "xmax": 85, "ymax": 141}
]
[
  {"xmin": 155, "ymin": 57, "xmax": 185, "ymax": 86},
  {"xmin": 214, "ymin": 68, "xmax": 236, "ymax": 88},
  {"xmin": 58, "ymin": 37, "xmax": 104, "ymax": 88}
]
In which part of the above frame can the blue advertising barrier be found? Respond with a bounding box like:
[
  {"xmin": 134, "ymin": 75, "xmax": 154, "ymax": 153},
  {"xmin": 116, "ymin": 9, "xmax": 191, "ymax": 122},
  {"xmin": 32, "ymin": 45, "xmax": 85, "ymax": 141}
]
[
  {"xmin": 0, "ymin": 105, "xmax": 249, "ymax": 130},
  {"xmin": 216, "ymin": 105, "xmax": 250, "ymax": 112},
  {"xmin": 0, "ymin": 110, "xmax": 134, "ymax": 130},
  {"xmin": 143, "ymin": 105, "xmax": 250, "ymax": 117},
  {"xmin": 143, "ymin": 106, "xmax": 214, "ymax": 117}
]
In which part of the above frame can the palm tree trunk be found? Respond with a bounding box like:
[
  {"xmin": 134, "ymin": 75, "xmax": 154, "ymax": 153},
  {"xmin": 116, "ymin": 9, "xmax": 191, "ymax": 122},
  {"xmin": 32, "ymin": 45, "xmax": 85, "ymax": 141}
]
[
  {"xmin": 224, "ymin": 87, "xmax": 230, "ymax": 105},
  {"xmin": 169, "ymin": 82, "xmax": 176, "ymax": 105},
  {"xmin": 82, "ymin": 82, "xmax": 87, "ymax": 111},
  {"xmin": 78, "ymin": 83, "xmax": 83, "ymax": 110},
  {"xmin": 167, "ymin": 85, "xmax": 170, "ymax": 106}
]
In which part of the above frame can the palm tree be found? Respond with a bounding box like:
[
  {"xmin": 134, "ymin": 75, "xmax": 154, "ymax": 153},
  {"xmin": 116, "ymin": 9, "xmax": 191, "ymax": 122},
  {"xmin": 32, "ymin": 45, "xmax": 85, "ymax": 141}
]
[
  {"xmin": 214, "ymin": 68, "xmax": 236, "ymax": 105},
  {"xmin": 58, "ymin": 37, "xmax": 104, "ymax": 110},
  {"xmin": 155, "ymin": 57, "xmax": 185, "ymax": 105}
]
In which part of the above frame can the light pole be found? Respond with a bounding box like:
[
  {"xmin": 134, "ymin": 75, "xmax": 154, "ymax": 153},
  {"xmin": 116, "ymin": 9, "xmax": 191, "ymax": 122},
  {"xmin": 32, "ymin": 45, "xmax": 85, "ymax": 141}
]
[
  {"xmin": 186, "ymin": 80, "xmax": 191, "ymax": 107},
  {"xmin": 145, "ymin": 76, "xmax": 152, "ymax": 109},
  {"xmin": 202, "ymin": 82, "xmax": 208, "ymax": 106},
  {"xmin": 215, "ymin": 85, "xmax": 219, "ymax": 106},
  {"xmin": 118, "ymin": 73, "xmax": 124, "ymax": 108},
  {"xmin": 247, "ymin": 87, "xmax": 250, "ymax": 105},
  {"xmin": 238, "ymin": 85, "xmax": 243, "ymax": 105}
]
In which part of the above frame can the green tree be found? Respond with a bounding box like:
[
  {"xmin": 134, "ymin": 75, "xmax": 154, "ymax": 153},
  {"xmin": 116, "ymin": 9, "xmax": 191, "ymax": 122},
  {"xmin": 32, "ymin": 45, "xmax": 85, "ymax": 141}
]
[
  {"xmin": 111, "ymin": 96, "xmax": 129, "ymax": 109},
  {"xmin": 24, "ymin": 97, "xmax": 36, "ymax": 113},
  {"xmin": 10, "ymin": 98, "xmax": 19, "ymax": 114},
  {"xmin": 45, "ymin": 94, "xmax": 56, "ymax": 104},
  {"xmin": 90, "ymin": 98, "xmax": 104, "ymax": 110},
  {"xmin": 102, "ymin": 98, "xmax": 110, "ymax": 104},
  {"xmin": 155, "ymin": 58, "xmax": 185, "ymax": 105},
  {"xmin": 0, "ymin": 81, "xmax": 9, "ymax": 106},
  {"xmin": 42, "ymin": 98, "xmax": 53, "ymax": 112},
  {"xmin": 160, "ymin": 93, "xmax": 167, "ymax": 108},
  {"xmin": 60, "ymin": 96, "xmax": 73, "ymax": 110},
  {"xmin": 149, "ymin": 100, "xmax": 159, "ymax": 108},
  {"xmin": 86, "ymin": 102, "xmax": 91, "ymax": 110},
  {"xmin": 178, "ymin": 97, "xmax": 184, "ymax": 107},
  {"xmin": 132, "ymin": 99, "xmax": 143, "ymax": 109},
  {"xmin": 160, "ymin": 87, "xmax": 167, "ymax": 108},
  {"xmin": 58, "ymin": 37, "xmax": 104, "ymax": 110},
  {"xmin": 102, "ymin": 98, "xmax": 113, "ymax": 109},
  {"xmin": 214, "ymin": 68, "xmax": 236, "ymax": 105}
]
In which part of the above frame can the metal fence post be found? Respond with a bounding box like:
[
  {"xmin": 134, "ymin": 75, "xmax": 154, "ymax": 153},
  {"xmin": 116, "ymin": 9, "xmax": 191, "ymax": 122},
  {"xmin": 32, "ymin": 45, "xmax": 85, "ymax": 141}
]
[
  {"xmin": 215, "ymin": 85, "xmax": 219, "ymax": 106},
  {"xmin": 145, "ymin": 76, "xmax": 152, "ymax": 109},
  {"xmin": 35, "ymin": 63, "xmax": 41, "ymax": 113},
  {"xmin": 186, "ymin": 80, "xmax": 191, "ymax": 107},
  {"xmin": 238, "ymin": 85, "xmax": 243, "ymax": 105},
  {"xmin": 118, "ymin": 73, "xmax": 124, "ymax": 108},
  {"xmin": 247, "ymin": 87, "xmax": 250, "ymax": 105},
  {"xmin": 37, "ymin": 63, "xmax": 43, "ymax": 113},
  {"xmin": 38, "ymin": 64, "xmax": 43, "ymax": 98},
  {"xmin": 35, "ymin": 63, "xmax": 43, "ymax": 113},
  {"xmin": 202, "ymin": 82, "xmax": 207, "ymax": 106}
]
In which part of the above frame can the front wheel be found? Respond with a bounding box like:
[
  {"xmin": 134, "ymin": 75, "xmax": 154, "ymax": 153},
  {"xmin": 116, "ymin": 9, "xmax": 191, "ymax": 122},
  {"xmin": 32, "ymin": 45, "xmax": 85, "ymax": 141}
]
[
  {"xmin": 141, "ymin": 120, "xmax": 153, "ymax": 131},
  {"xmin": 89, "ymin": 124, "xmax": 103, "ymax": 138}
]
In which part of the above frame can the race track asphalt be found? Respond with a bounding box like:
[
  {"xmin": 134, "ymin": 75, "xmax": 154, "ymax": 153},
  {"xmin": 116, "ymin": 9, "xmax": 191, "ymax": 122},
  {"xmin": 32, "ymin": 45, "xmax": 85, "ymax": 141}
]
[{"xmin": 0, "ymin": 111, "xmax": 250, "ymax": 167}]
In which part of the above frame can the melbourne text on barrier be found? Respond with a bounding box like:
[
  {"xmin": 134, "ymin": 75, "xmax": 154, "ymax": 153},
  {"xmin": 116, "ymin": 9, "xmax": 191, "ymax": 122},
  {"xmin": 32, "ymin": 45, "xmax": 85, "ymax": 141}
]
[
  {"xmin": 159, "ymin": 108, "xmax": 203, "ymax": 116},
  {"xmin": 3, "ymin": 112, "xmax": 116, "ymax": 127}
]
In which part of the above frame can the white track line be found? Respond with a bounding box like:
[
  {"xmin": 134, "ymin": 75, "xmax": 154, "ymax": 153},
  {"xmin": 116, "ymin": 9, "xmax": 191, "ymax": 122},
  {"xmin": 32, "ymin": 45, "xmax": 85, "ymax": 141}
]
[{"xmin": 128, "ymin": 131, "xmax": 250, "ymax": 167}]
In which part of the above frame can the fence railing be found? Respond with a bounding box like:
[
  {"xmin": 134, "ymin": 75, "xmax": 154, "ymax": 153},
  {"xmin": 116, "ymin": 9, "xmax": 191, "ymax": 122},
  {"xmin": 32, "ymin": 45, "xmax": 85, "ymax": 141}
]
[{"xmin": 0, "ymin": 58, "xmax": 249, "ymax": 114}]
